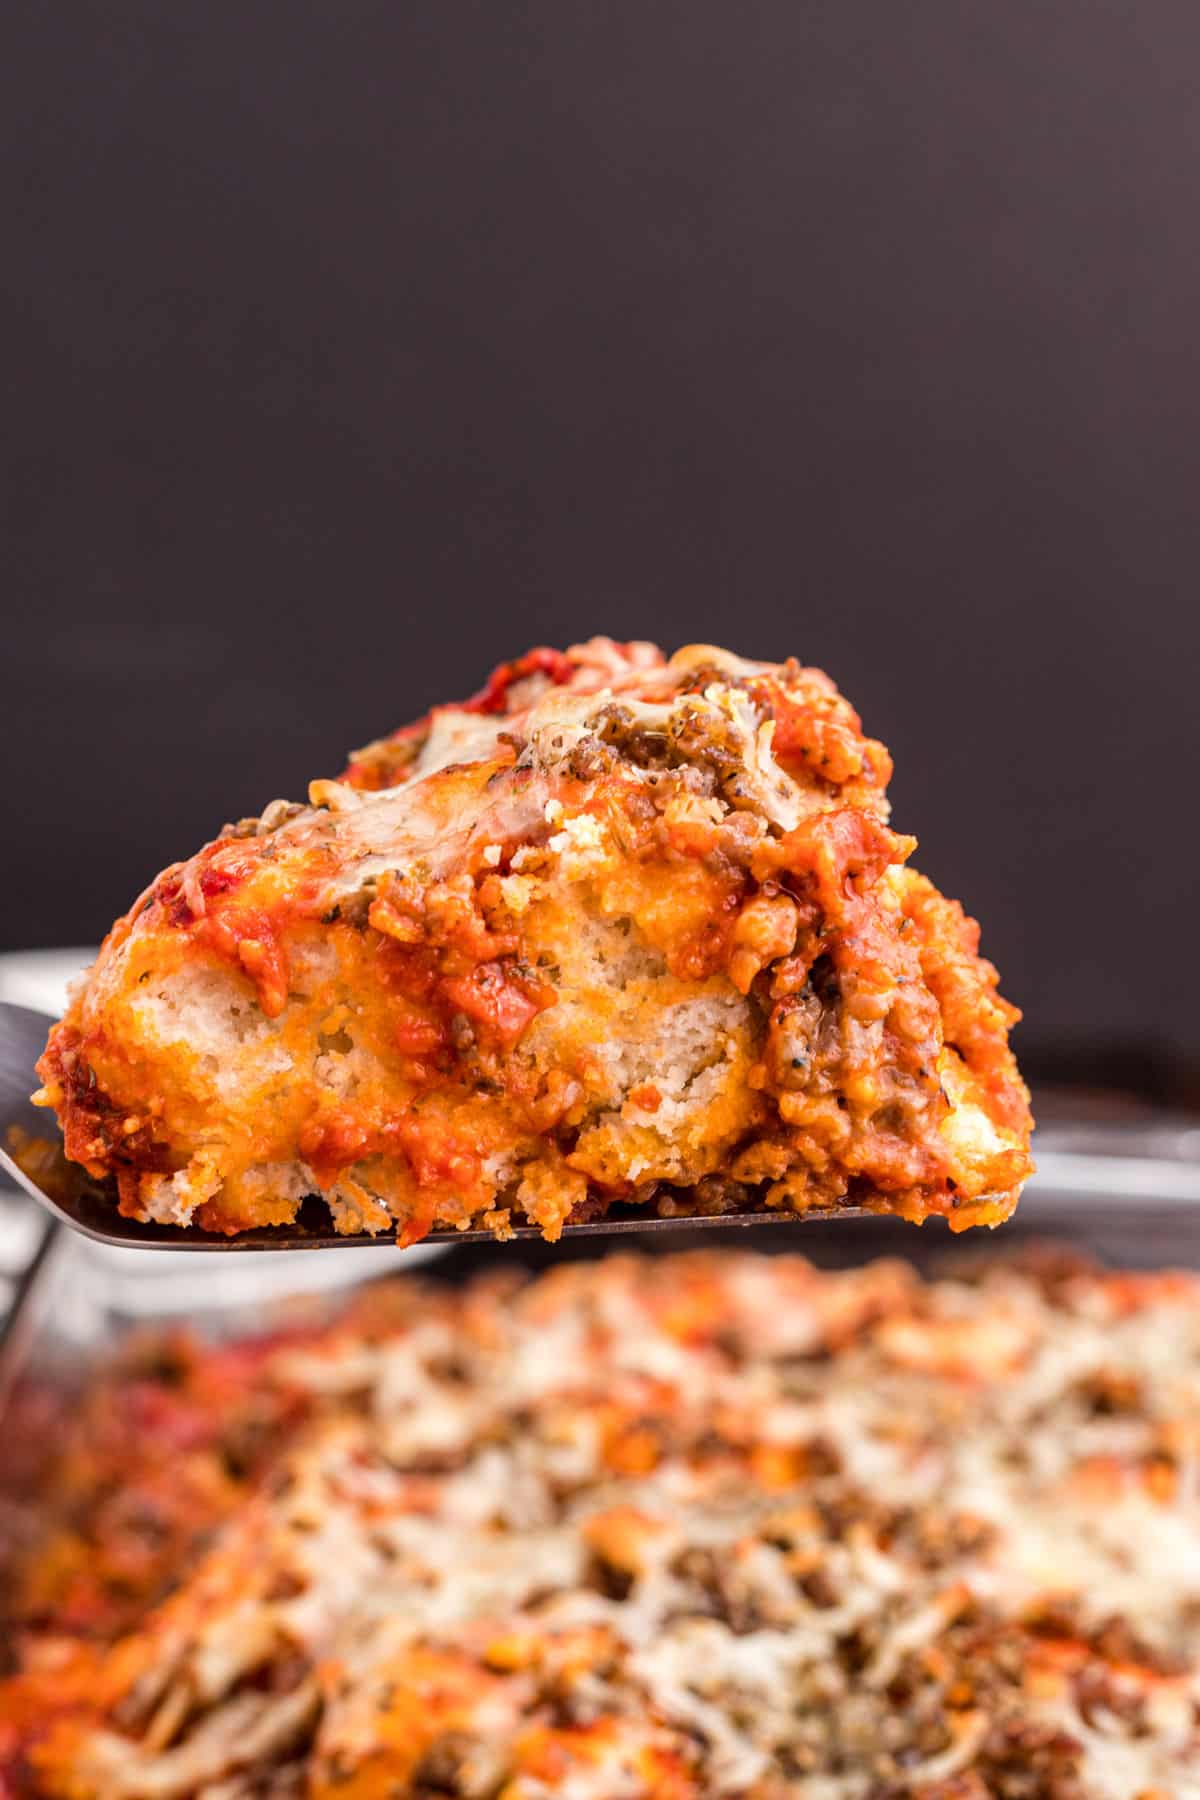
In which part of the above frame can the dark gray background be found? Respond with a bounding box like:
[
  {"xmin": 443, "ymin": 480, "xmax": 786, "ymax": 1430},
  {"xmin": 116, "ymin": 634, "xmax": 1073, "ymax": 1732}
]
[{"xmin": 3, "ymin": 2, "xmax": 1196, "ymax": 1075}]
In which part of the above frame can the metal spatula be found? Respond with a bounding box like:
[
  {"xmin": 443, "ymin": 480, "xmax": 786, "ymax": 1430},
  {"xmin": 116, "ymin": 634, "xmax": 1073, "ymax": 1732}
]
[{"xmin": 0, "ymin": 1001, "xmax": 875, "ymax": 1251}]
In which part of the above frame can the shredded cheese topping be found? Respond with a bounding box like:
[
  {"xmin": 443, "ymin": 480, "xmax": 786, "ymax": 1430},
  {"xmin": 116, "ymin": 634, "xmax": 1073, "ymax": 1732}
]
[
  {"xmin": 34, "ymin": 640, "xmax": 1031, "ymax": 1242},
  {"xmin": 4, "ymin": 1249, "xmax": 1198, "ymax": 1797}
]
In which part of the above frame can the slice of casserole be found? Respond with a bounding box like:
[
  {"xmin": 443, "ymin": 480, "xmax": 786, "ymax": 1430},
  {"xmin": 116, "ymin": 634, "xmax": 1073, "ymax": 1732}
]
[{"xmin": 34, "ymin": 640, "xmax": 1032, "ymax": 1239}]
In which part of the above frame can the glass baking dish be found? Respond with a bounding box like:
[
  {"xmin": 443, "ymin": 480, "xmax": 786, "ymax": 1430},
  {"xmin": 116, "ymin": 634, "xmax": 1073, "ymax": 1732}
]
[
  {"xmin": 2, "ymin": 1112, "xmax": 1197, "ymax": 1417},
  {"xmin": 0, "ymin": 1115, "xmax": 1194, "ymax": 1545},
  {"xmin": 0, "ymin": 1117, "xmax": 1197, "ymax": 1752}
]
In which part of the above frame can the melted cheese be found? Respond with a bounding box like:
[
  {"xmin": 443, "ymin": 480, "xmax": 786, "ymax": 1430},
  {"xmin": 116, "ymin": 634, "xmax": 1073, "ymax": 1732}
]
[
  {"xmin": 36, "ymin": 638, "xmax": 1032, "ymax": 1247},
  {"xmin": 7, "ymin": 1253, "xmax": 1199, "ymax": 1799}
]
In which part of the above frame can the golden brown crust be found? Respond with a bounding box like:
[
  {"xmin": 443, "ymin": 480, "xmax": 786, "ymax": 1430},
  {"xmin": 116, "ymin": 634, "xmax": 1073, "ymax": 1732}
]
[{"xmin": 35, "ymin": 641, "xmax": 1031, "ymax": 1239}]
